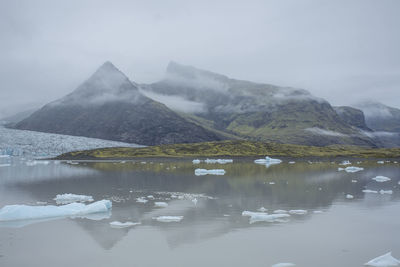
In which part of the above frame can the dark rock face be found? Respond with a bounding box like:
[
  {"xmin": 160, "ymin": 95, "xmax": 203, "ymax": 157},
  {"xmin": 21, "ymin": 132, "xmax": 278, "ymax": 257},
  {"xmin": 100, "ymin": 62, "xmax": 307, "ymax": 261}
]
[
  {"xmin": 15, "ymin": 62, "xmax": 223, "ymax": 145},
  {"xmin": 334, "ymin": 106, "xmax": 371, "ymax": 131}
]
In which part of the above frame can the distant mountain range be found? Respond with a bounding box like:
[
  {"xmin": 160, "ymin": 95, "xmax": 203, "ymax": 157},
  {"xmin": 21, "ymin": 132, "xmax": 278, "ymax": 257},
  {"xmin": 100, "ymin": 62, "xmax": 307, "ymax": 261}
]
[{"xmin": 10, "ymin": 61, "xmax": 400, "ymax": 147}]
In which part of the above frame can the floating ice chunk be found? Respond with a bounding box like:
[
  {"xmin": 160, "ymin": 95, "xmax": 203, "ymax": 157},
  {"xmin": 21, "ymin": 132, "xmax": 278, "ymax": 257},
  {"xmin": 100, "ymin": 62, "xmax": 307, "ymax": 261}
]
[
  {"xmin": 136, "ymin": 197, "xmax": 148, "ymax": 203},
  {"xmin": 153, "ymin": 216, "xmax": 183, "ymax": 222},
  {"xmin": 289, "ymin": 210, "xmax": 308, "ymax": 215},
  {"xmin": 338, "ymin": 167, "xmax": 345, "ymax": 171},
  {"xmin": 147, "ymin": 195, "xmax": 155, "ymax": 199},
  {"xmin": 192, "ymin": 159, "xmax": 201, "ymax": 164},
  {"xmin": 365, "ymin": 252, "xmax": 400, "ymax": 266},
  {"xmin": 204, "ymin": 159, "xmax": 233, "ymax": 164},
  {"xmin": 372, "ymin": 176, "xmax": 391, "ymax": 182},
  {"xmin": 154, "ymin": 202, "xmax": 168, "ymax": 208},
  {"xmin": 54, "ymin": 194, "xmax": 94, "ymax": 204},
  {"xmin": 248, "ymin": 213, "xmax": 290, "ymax": 224},
  {"xmin": 313, "ymin": 210, "xmax": 323, "ymax": 214},
  {"xmin": 110, "ymin": 221, "xmax": 141, "ymax": 228},
  {"xmin": 272, "ymin": 263, "xmax": 296, "ymax": 267},
  {"xmin": 269, "ymin": 182, "xmax": 275, "ymax": 185},
  {"xmin": 242, "ymin": 211, "xmax": 267, "ymax": 217},
  {"xmin": 273, "ymin": 210, "xmax": 288, "ymax": 214},
  {"xmin": 363, "ymin": 189, "xmax": 378, "ymax": 194},
  {"xmin": 346, "ymin": 194, "xmax": 354, "ymax": 199},
  {"xmin": 352, "ymin": 180, "xmax": 358, "ymax": 183},
  {"xmin": 257, "ymin": 207, "xmax": 268, "ymax": 212},
  {"xmin": 379, "ymin": 190, "xmax": 393, "ymax": 195},
  {"xmin": 344, "ymin": 166, "xmax": 364, "ymax": 173},
  {"xmin": 0, "ymin": 163, "xmax": 11, "ymax": 167},
  {"xmin": 377, "ymin": 161, "xmax": 385, "ymax": 164},
  {"xmin": 0, "ymin": 200, "xmax": 112, "ymax": 221},
  {"xmin": 194, "ymin": 168, "xmax": 226, "ymax": 176},
  {"xmin": 288, "ymin": 161, "xmax": 295, "ymax": 164},
  {"xmin": 254, "ymin": 156, "xmax": 282, "ymax": 165},
  {"xmin": 340, "ymin": 160, "xmax": 351, "ymax": 166}
]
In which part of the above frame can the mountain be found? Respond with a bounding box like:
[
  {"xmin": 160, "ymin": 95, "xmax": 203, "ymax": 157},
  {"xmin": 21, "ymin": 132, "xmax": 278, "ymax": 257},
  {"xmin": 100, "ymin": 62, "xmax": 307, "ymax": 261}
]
[
  {"xmin": 143, "ymin": 62, "xmax": 377, "ymax": 147},
  {"xmin": 333, "ymin": 106, "xmax": 371, "ymax": 131},
  {"xmin": 14, "ymin": 62, "xmax": 224, "ymax": 145},
  {"xmin": 1, "ymin": 108, "xmax": 36, "ymax": 125},
  {"xmin": 354, "ymin": 101, "xmax": 400, "ymax": 132}
]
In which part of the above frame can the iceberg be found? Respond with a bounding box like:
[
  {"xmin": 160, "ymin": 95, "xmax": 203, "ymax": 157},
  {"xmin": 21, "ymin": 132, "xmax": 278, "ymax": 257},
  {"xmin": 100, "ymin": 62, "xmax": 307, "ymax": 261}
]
[
  {"xmin": 194, "ymin": 168, "xmax": 226, "ymax": 176},
  {"xmin": 204, "ymin": 159, "xmax": 233, "ymax": 164},
  {"xmin": 54, "ymin": 193, "xmax": 94, "ymax": 204},
  {"xmin": 154, "ymin": 202, "xmax": 168, "ymax": 208},
  {"xmin": 372, "ymin": 176, "xmax": 391, "ymax": 182},
  {"xmin": 192, "ymin": 159, "xmax": 201, "ymax": 164},
  {"xmin": 272, "ymin": 263, "xmax": 296, "ymax": 267},
  {"xmin": 248, "ymin": 213, "xmax": 290, "ymax": 224},
  {"xmin": 379, "ymin": 190, "xmax": 393, "ymax": 195},
  {"xmin": 346, "ymin": 194, "xmax": 354, "ymax": 199},
  {"xmin": 288, "ymin": 210, "xmax": 308, "ymax": 215},
  {"xmin": 136, "ymin": 197, "xmax": 148, "ymax": 203},
  {"xmin": 363, "ymin": 189, "xmax": 378, "ymax": 194},
  {"xmin": 0, "ymin": 200, "xmax": 112, "ymax": 221},
  {"xmin": 365, "ymin": 252, "xmax": 400, "ymax": 266},
  {"xmin": 254, "ymin": 156, "xmax": 282, "ymax": 165},
  {"xmin": 109, "ymin": 221, "xmax": 141, "ymax": 228},
  {"xmin": 153, "ymin": 216, "xmax": 183, "ymax": 222}
]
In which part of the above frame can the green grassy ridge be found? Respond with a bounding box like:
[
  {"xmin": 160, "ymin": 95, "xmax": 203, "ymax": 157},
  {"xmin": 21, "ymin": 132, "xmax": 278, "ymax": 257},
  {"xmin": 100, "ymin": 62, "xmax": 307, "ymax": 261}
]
[{"xmin": 55, "ymin": 140, "xmax": 400, "ymax": 160}]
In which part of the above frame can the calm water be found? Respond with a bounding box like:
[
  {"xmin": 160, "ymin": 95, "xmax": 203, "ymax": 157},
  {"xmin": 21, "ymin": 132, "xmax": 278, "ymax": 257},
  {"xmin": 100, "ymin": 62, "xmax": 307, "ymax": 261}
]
[{"xmin": 0, "ymin": 157, "xmax": 399, "ymax": 267}]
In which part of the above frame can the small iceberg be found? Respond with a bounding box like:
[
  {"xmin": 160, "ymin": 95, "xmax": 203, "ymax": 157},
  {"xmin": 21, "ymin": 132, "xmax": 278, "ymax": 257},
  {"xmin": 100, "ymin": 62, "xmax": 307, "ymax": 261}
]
[
  {"xmin": 372, "ymin": 176, "xmax": 391, "ymax": 182},
  {"xmin": 204, "ymin": 159, "xmax": 233, "ymax": 164},
  {"xmin": 365, "ymin": 252, "xmax": 400, "ymax": 266},
  {"xmin": 136, "ymin": 197, "xmax": 148, "ymax": 203},
  {"xmin": 154, "ymin": 202, "xmax": 168, "ymax": 208},
  {"xmin": 192, "ymin": 159, "xmax": 201, "ymax": 164},
  {"xmin": 54, "ymin": 194, "xmax": 94, "ymax": 204},
  {"xmin": 0, "ymin": 200, "xmax": 112, "ymax": 221},
  {"xmin": 344, "ymin": 166, "xmax": 364, "ymax": 173},
  {"xmin": 153, "ymin": 216, "xmax": 183, "ymax": 222},
  {"xmin": 272, "ymin": 263, "xmax": 296, "ymax": 267},
  {"xmin": 339, "ymin": 160, "xmax": 351, "ymax": 166},
  {"xmin": 257, "ymin": 207, "xmax": 268, "ymax": 212},
  {"xmin": 346, "ymin": 194, "xmax": 354, "ymax": 199},
  {"xmin": 288, "ymin": 161, "xmax": 295, "ymax": 164},
  {"xmin": 194, "ymin": 168, "xmax": 226, "ymax": 176},
  {"xmin": 377, "ymin": 161, "xmax": 385, "ymax": 164},
  {"xmin": 288, "ymin": 210, "xmax": 308, "ymax": 215},
  {"xmin": 363, "ymin": 189, "xmax": 378, "ymax": 194},
  {"xmin": 248, "ymin": 213, "xmax": 290, "ymax": 224},
  {"xmin": 110, "ymin": 221, "xmax": 141, "ymax": 228},
  {"xmin": 254, "ymin": 156, "xmax": 282, "ymax": 165},
  {"xmin": 379, "ymin": 190, "xmax": 393, "ymax": 195}
]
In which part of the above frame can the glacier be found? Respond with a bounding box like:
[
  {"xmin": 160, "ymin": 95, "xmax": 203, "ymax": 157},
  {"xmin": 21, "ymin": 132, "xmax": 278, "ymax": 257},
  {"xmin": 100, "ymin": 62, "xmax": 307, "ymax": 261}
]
[{"xmin": 0, "ymin": 125, "xmax": 141, "ymax": 158}]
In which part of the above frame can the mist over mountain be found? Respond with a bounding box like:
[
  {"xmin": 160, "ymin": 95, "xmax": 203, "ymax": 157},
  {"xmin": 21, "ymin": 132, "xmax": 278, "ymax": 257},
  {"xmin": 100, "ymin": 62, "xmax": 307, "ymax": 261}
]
[{"xmin": 15, "ymin": 62, "xmax": 224, "ymax": 145}]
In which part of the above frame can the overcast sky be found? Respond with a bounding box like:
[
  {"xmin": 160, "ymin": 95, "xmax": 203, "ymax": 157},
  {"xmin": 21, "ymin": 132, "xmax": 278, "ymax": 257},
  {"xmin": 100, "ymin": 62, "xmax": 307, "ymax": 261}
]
[{"xmin": 1, "ymin": 0, "xmax": 399, "ymax": 117}]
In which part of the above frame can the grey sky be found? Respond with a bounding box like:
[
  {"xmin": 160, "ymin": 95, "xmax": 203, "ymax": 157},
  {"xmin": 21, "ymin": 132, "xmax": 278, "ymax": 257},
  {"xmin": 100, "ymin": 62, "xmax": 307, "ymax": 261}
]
[{"xmin": 1, "ymin": 0, "xmax": 399, "ymax": 118}]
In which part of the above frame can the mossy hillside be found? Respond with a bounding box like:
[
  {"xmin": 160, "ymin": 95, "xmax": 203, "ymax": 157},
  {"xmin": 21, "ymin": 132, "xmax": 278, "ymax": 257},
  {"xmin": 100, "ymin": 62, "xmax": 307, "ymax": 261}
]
[{"xmin": 56, "ymin": 140, "xmax": 400, "ymax": 159}]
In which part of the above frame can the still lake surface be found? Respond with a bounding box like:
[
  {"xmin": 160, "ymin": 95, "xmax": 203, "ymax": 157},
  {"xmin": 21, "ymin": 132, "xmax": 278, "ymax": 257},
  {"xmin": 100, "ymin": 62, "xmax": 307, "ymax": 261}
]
[{"xmin": 0, "ymin": 157, "xmax": 399, "ymax": 267}]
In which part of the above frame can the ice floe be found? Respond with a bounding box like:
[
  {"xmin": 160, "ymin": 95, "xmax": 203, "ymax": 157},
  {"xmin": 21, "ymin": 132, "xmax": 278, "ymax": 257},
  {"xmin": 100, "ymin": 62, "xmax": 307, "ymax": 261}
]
[
  {"xmin": 153, "ymin": 216, "xmax": 183, "ymax": 222},
  {"xmin": 363, "ymin": 189, "xmax": 378, "ymax": 194},
  {"xmin": 0, "ymin": 200, "xmax": 112, "ymax": 221},
  {"xmin": 109, "ymin": 221, "xmax": 141, "ymax": 228},
  {"xmin": 154, "ymin": 202, "xmax": 168, "ymax": 208},
  {"xmin": 54, "ymin": 193, "xmax": 94, "ymax": 204},
  {"xmin": 288, "ymin": 210, "xmax": 308, "ymax": 215},
  {"xmin": 194, "ymin": 168, "xmax": 226, "ymax": 176},
  {"xmin": 272, "ymin": 263, "xmax": 296, "ymax": 267},
  {"xmin": 379, "ymin": 190, "xmax": 393, "ymax": 195},
  {"xmin": 346, "ymin": 194, "xmax": 354, "ymax": 199},
  {"xmin": 254, "ymin": 156, "xmax": 282, "ymax": 165},
  {"xmin": 372, "ymin": 176, "xmax": 391, "ymax": 182},
  {"xmin": 364, "ymin": 252, "xmax": 400, "ymax": 266}
]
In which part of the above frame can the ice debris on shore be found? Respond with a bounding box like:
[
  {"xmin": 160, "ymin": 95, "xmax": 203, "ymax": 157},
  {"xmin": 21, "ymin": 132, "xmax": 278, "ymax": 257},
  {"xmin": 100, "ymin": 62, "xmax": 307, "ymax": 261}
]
[
  {"xmin": 153, "ymin": 216, "xmax": 183, "ymax": 222},
  {"xmin": 0, "ymin": 200, "xmax": 112, "ymax": 221},
  {"xmin": 54, "ymin": 194, "xmax": 94, "ymax": 204},
  {"xmin": 372, "ymin": 176, "xmax": 391, "ymax": 182},
  {"xmin": 365, "ymin": 252, "xmax": 400, "ymax": 266},
  {"xmin": 194, "ymin": 168, "xmax": 226, "ymax": 176},
  {"xmin": 109, "ymin": 221, "xmax": 141, "ymax": 228}
]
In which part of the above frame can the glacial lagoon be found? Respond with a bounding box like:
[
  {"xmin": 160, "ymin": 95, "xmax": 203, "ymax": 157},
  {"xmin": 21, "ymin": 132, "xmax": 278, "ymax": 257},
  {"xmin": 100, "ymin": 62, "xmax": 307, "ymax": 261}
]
[{"xmin": 0, "ymin": 157, "xmax": 399, "ymax": 267}]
